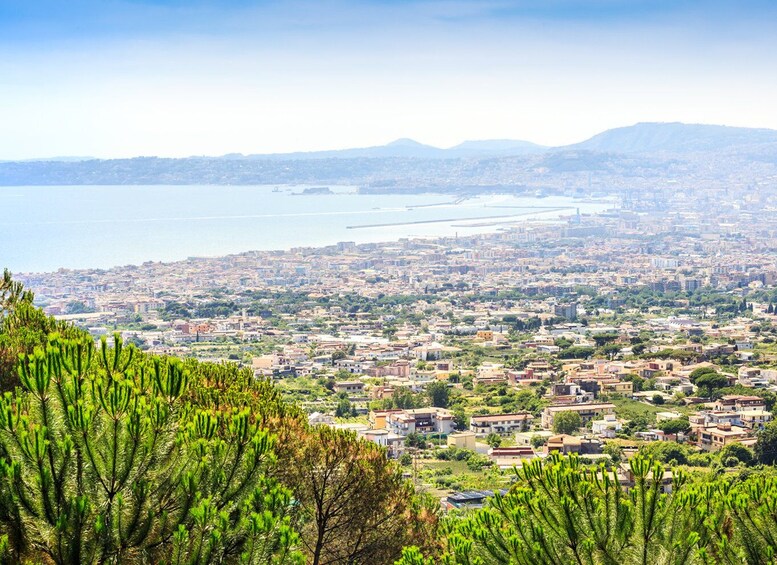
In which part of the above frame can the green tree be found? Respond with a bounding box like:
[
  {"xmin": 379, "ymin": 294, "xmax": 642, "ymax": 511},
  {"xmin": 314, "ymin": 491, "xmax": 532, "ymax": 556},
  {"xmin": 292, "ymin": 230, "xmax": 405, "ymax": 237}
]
[
  {"xmin": 382, "ymin": 326, "xmax": 397, "ymax": 341},
  {"xmin": 384, "ymin": 387, "xmax": 420, "ymax": 410},
  {"xmin": 485, "ymin": 433, "xmax": 502, "ymax": 448},
  {"xmin": 1, "ymin": 270, "xmax": 81, "ymax": 392},
  {"xmin": 400, "ymin": 453, "xmax": 777, "ymax": 565},
  {"xmin": 755, "ymin": 420, "xmax": 777, "ymax": 465},
  {"xmin": 531, "ymin": 435, "xmax": 547, "ymax": 449},
  {"xmin": 426, "ymin": 381, "xmax": 450, "ymax": 409},
  {"xmin": 558, "ymin": 346, "xmax": 595, "ymax": 359},
  {"xmin": 593, "ymin": 333, "xmax": 619, "ymax": 347},
  {"xmin": 602, "ymin": 442, "xmax": 623, "ymax": 463},
  {"xmin": 465, "ymin": 453, "xmax": 493, "ymax": 472},
  {"xmin": 451, "ymin": 407, "xmax": 468, "ymax": 431},
  {"xmin": 335, "ymin": 397, "xmax": 355, "ymax": 418},
  {"xmin": 694, "ymin": 372, "xmax": 729, "ymax": 397},
  {"xmin": 552, "ymin": 411, "xmax": 583, "ymax": 435},
  {"xmin": 717, "ymin": 443, "xmax": 753, "ymax": 467},
  {"xmin": 0, "ymin": 334, "xmax": 301, "ymax": 564},
  {"xmin": 397, "ymin": 454, "xmax": 711, "ymax": 565},
  {"xmin": 280, "ymin": 426, "xmax": 415, "ymax": 565},
  {"xmin": 599, "ymin": 343, "xmax": 622, "ymax": 357},
  {"xmin": 396, "ymin": 546, "xmax": 435, "ymax": 565},
  {"xmin": 623, "ymin": 415, "xmax": 650, "ymax": 436},
  {"xmin": 404, "ymin": 433, "xmax": 427, "ymax": 450},
  {"xmin": 658, "ymin": 418, "xmax": 690, "ymax": 436},
  {"xmin": 331, "ymin": 350, "xmax": 347, "ymax": 362},
  {"xmin": 639, "ymin": 441, "xmax": 689, "ymax": 465},
  {"xmin": 689, "ymin": 366, "xmax": 717, "ymax": 382}
]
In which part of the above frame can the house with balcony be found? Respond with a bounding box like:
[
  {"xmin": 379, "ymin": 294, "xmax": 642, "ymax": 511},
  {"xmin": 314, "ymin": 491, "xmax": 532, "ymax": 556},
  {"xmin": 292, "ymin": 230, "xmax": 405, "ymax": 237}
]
[
  {"xmin": 333, "ymin": 381, "xmax": 366, "ymax": 395},
  {"xmin": 385, "ymin": 407, "xmax": 455, "ymax": 436},
  {"xmin": 369, "ymin": 409, "xmax": 402, "ymax": 430},
  {"xmin": 739, "ymin": 409, "xmax": 772, "ymax": 430},
  {"xmin": 690, "ymin": 410, "xmax": 743, "ymax": 429},
  {"xmin": 470, "ymin": 413, "xmax": 534, "ymax": 436},
  {"xmin": 714, "ymin": 395, "xmax": 766, "ymax": 412},
  {"xmin": 601, "ymin": 379, "xmax": 634, "ymax": 396},
  {"xmin": 697, "ymin": 422, "xmax": 753, "ymax": 451}
]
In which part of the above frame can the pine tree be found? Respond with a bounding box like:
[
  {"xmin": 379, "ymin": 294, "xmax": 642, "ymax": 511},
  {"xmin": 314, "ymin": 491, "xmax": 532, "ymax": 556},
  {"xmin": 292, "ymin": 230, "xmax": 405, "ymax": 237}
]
[
  {"xmin": 0, "ymin": 274, "xmax": 431, "ymax": 564},
  {"xmin": 0, "ymin": 333, "xmax": 301, "ymax": 564},
  {"xmin": 398, "ymin": 453, "xmax": 777, "ymax": 564}
]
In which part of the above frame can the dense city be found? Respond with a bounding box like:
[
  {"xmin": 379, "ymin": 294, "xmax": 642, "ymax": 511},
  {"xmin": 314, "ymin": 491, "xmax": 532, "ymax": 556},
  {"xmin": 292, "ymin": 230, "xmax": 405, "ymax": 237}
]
[{"xmin": 15, "ymin": 188, "xmax": 777, "ymax": 509}]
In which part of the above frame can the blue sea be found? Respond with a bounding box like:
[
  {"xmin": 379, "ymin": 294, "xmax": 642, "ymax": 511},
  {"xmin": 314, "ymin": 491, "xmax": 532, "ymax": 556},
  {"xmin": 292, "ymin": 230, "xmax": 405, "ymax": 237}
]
[{"xmin": 0, "ymin": 185, "xmax": 612, "ymax": 273}]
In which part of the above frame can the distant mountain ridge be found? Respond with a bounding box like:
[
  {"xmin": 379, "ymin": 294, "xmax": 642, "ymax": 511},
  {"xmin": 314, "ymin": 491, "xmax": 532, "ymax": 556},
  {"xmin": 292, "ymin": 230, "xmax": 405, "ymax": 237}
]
[
  {"xmin": 11, "ymin": 122, "xmax": 777, "ymax": 163},
  {"xmin": 248, "ymin": 122, "xmax": 777, "ymax": 159},
  {"xmin": 240, "ymin": 137, "xmax": 547, "ymax": 160},
  {"xmin": 565, "ymin": 122, "xmax": 777, "ymax": 154},
  {"xmin": 3, "ymin": 122, "xmax": 777, "ymax": 188}
]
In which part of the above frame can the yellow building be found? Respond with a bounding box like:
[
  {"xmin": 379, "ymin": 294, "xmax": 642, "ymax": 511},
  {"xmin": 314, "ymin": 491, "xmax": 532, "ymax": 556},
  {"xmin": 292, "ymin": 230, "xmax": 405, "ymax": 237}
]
[
  {"xmin": 447, "ymin": 432, "xmax": 476, "ymax": 450},
  {"xmin": 601, "ymin": 380, "xmax": 634, "ymax": 395}
]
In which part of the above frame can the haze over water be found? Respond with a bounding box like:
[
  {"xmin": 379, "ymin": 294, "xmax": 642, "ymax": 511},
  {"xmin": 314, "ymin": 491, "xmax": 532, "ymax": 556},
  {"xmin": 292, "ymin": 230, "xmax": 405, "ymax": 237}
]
[{"xmin": 1, "ymin": 185, "xmax": 611, "ymax": 273}]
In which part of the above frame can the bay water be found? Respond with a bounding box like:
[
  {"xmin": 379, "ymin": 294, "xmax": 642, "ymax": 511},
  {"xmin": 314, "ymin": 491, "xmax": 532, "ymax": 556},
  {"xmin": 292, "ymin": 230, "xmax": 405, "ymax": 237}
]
[{"xmin": 0, "ymin": 185, "xmax": 611, "ymax": 273}]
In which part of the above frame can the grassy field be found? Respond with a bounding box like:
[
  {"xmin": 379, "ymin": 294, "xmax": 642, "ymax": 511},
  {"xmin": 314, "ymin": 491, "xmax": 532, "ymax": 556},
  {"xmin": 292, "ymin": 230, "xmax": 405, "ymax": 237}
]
[
  {"xmin": 413, "ymin": 458, "xmax": 512, "ymax": 497},
  {"xmin": 610, "ymin": 396, "xmax": 692, "ymax": 424}
]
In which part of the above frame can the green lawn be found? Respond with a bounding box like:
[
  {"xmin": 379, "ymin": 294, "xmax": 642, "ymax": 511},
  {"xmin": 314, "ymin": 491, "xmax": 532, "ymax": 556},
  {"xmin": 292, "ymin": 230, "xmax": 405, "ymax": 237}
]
[
  {"xmin": 414, "ymin": 458, "xmax": 512, "ymax": 497},
  {"xmin": 610, "ymin": 397, "xmax": 684, "ymax": 424}
]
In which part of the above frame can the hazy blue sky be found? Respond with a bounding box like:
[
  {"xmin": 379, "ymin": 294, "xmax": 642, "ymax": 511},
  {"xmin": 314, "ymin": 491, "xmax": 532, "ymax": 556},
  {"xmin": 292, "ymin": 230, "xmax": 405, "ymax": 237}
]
[{"xmin": 1, "ymin": 0, "xmax": 776, "ymax": 158}]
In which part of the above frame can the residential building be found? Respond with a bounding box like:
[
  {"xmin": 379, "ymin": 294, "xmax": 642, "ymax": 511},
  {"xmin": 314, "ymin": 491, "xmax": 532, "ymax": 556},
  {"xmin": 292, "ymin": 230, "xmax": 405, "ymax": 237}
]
[
  {"xmin": 469, "ymin": 413, "xmax": 534, "ymax": 436},
  {"xmin": 714, "ymin": 395, "xmax": 767, "ymax": 412},
  {"xmin": 385, "ymin": 407, "xmax": 455, "ymax": 436},
  {"xmin": 488, "ymin": 446, "xmax": 536, "ymax": 467},
  {"xmin": 443, "ymin": 490, "xmax": 507, "ymax": 511},
  {"xmin": 591, "ymin": 414, "xmax": 623, "ymax": 438},
  {"xmin": 697, "ymin": 423, "xmax": 752, "ymax": 451},
  {"xmin": 447, "ymin": 431, "xmax": 477, "ymax": 450},
  {"xmin": 542, "ymin": 403, "xmax": 616, "ymax": 430},
  {"xmin": 333, "ymin": 381, "xmax": 366, "ymax": 395},
  {"xmin": 739, "ymin": 409, "xmax": 772, "ymax": 430},
  {"xmin": 546, "ymin": 434, "xmax": 582, "ymax": 454}
]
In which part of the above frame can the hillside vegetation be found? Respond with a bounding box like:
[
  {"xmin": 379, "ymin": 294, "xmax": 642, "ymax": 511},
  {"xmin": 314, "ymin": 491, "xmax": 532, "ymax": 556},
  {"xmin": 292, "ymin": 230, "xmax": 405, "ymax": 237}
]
[
  {"xmin": 7, "ymin": 271, "xmax": 777, "ymax": 564},
  {"xmin": 0, "ymin": 272, "xmax": 435, "ymax": 564}
]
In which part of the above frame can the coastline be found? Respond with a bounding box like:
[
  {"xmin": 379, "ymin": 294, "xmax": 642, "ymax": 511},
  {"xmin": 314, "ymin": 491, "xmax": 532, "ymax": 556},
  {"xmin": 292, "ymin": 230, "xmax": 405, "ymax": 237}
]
[{"xmin": 3, "ymin": 185, "xmax": 615, "ymax": 274}]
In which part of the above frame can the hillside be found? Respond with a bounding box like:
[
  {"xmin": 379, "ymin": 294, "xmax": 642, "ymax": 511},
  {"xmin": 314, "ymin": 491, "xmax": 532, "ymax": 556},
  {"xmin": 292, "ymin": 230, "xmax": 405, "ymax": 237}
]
[
  {"xmin": 0, "ymin": 272, "xmax": 434, "ymax": 564},
  {"xmin": 2, "ymin": 122, "xmax": 777, "ymax": 187},
  {"xmin": 569, "ymin": 121, "xmax": 777, "ymax": 154},
  {"xmin": 244, "ymin": 137, "xmax": 546, "ymax": 160}
]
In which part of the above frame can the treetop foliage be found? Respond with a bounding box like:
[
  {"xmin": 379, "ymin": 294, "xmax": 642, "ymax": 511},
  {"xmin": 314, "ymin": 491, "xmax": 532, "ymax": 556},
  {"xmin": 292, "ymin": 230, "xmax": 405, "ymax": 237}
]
[
  {"xmin": 399, "ymin": 453, "xmax": 777, "ymax": 565},
  {"xmin": 0, "ymin": 331, "xmax": 302, "ymax": 564},
  {"xmin": 0, "ymin": 274, "xmax": 426, "ymax": 565}
]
